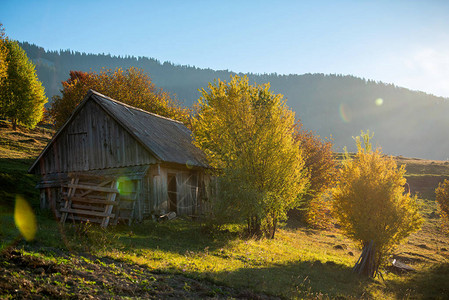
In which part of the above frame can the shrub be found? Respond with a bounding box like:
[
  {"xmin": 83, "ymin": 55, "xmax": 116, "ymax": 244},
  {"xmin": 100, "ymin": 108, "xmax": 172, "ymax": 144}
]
[
  {"xmin": 333, "ymin": 131, "xmax": 423, "ymax": 277},
  {"xmin": 305, "ymin": 190, "xmax": 335, "ymax": 229},
  {"xmin": 295, "ymin": 128, "xmax": 336, "ymax": 222},
  {"xmin": 435, "ymin": 179, "xmax": 449, "ymax": 231}
]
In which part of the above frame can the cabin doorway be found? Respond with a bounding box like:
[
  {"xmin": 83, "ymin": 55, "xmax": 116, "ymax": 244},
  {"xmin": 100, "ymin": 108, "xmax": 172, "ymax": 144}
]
[{"xmin": 167, "ymin": 174, "xmax": 177, "ymax": 212}]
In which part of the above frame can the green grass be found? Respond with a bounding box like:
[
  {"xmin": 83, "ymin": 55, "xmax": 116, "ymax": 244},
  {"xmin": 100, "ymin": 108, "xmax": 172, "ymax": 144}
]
[
  {"xmin": 0, "ymin": 120, "xmax": 53, "ymax": 210},
  {"xmin": 1, "ymin": 121, "xmax": 449, "ymax": 298}
]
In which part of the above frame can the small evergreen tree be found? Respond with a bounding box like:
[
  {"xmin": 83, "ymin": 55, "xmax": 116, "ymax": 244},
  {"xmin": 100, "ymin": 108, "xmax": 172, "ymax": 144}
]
[
  {"xmin": 333, "ymin": 131, "xmax": 423, "ymax": 277},
  {"xmin": 192, "ymin": 75, "xmax": 309, "ymax": 238},
  {"xmin": 0, "ymin": 39, "xmax": 47, "ymax": 129}
]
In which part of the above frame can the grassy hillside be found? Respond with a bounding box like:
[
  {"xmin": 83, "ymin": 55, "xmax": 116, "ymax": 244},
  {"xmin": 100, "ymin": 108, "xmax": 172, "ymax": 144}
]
[
  {"xmin": 0, "ymin": 120, "xmax": 53, "ymax": 210},
  {"xmin": 1, "ymin": 124, "xmax": 449, "ymax": 299}
]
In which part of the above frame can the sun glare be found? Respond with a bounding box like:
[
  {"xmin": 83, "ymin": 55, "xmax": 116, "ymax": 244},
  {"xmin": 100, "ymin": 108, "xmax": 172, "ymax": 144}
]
[
  {"xmin": 375, "ymin": 98, "xmax": 384, "ymax": 106},
  {"xmin": 14, "ymin": 195, "xmax": 37, "ymax": 241},
  {"xmin": 339, "ymin": 103, "xmax": 351, "ymax": 123}
]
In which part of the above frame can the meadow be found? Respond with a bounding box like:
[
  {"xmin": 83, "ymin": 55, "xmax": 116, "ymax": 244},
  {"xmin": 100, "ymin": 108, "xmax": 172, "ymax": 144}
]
[{"xmin": 1, "ymin": 121, "xmax": 448, "ymax": 299}]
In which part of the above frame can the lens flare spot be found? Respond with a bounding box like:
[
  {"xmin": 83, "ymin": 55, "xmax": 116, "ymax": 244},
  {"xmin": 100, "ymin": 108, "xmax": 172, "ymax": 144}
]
[
  {"xmin": 339, "ymin": 103, "xmax": 351, "ymax": 123},
  {"xmin": 186, "ymin": 160, "xmax": 194, "ymax": 169},
  {"xmin": 117, "ymin": 176, "xmax": 132, "ymax": 195},
  {"xmin": 14, "ymin": 195, "xmax": 37, "ymax": 241},
  {"xmin": 375, "ymin": 98, "xmax": 384, "ymax": 106}
]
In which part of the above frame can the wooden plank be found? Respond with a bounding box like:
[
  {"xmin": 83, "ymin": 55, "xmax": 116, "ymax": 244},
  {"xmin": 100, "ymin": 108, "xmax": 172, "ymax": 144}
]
[
  {"xmin": 137, "ymin": 180, "xmax": 142, "ymax": 222},
  {"xmin": 66, "ymin": 196, "xmax": 119, "ymax": 205},
  {"xmin": 64, "ymin": 183, "xmax": 119, "ymax": 193},
  {"xmin": 60, "ymin": 207, "xmax": 115, "ymax": 218},
  {"xmin": 60, "ymin": 177, "xmax": 79, "ymax": 224},
  {"xmin": 66, "ymin": 215, "xmax": 103, "ymax": 224},
  {"xmin": 71, "ymin": 203, "xmax": 106, "ymax": 212},
  {"xmin": 101, "ymin": 180, "xmax": 117, "ymax": 227},
  {"xmin": 104, "ymin": 115, "xmax": 110, "ymax": 168},
  {"xmin": 80, "ymin": 179, "xmax": 114, "ymax": 197}
]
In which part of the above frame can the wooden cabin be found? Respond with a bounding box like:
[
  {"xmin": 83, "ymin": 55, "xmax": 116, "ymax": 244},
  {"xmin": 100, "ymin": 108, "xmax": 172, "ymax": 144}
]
[{"xmin": 28, "ymin": 90, "xmax": 210, "ymax": 225}]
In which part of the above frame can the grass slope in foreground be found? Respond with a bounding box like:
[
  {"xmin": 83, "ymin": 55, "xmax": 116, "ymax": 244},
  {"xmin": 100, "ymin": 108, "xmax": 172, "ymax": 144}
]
[{"xmin": 1, "ymin": 122, "xmax": 449, "ymax": 299}]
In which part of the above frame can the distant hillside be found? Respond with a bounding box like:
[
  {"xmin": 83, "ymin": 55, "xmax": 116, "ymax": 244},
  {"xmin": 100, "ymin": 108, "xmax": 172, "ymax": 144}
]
[{"xmin": 20, "ymin": 42, "xmax": 449, "ymax": 160}]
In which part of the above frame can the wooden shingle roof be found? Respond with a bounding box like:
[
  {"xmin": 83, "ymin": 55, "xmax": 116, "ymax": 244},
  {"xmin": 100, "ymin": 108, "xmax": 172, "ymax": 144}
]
[{"xmin": 29, "ymin": 90, "xmax": 208, "ymax": 173}]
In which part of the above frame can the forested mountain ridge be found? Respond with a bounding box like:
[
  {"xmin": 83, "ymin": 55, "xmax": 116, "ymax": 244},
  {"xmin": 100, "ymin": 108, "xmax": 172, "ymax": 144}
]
[{"xmin": 20, "ymin": 42, "xmax": 449, "ymax": 160}]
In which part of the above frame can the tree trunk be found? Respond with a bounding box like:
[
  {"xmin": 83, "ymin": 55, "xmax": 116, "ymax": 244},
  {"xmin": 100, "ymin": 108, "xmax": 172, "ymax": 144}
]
[
  {"xmin": 12, "ymin": 118, "xmax": 17, "ymax": 131},
  {"xmin": 269, "ymin": 213, "xmax": 277, "ymax": 239},
  {"xmin": 353, "ymin": 240, "xmax": 379, "ymax": 277},
  {"xmin": 247, "ymin": 215, "xmax": 262, "ymax": 237},
  {"xmin": 270, "ymin": 218, "xmax": 277, "ymax": 239}
]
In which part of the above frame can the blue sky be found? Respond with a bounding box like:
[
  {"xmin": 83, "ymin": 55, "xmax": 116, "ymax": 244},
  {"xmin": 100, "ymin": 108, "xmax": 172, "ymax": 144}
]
[{"xmin": 2, "ymin": 0, "xmax": 449, "ymax": 97}]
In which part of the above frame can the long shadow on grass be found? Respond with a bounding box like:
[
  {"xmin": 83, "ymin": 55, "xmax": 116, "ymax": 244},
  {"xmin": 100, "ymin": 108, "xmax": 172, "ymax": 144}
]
[
  {"xmin": 195, "ymin": 259, "xmax": 366, "ymax": 298},
  {"xmin": 110, "ymin": 220, "xmax": 240, "ymax": 254},
  {"xmin": 387, "ymin": 262, "xmax": 449, "ymax": 299},
  {"xmin": 0, "ymin": 158, "xmax": 39, "ymax": 209}
]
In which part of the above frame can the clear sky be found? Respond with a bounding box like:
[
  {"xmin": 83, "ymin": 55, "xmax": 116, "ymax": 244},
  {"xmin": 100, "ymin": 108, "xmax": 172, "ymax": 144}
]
[{"xmin": 2, "ymin": 0, "xmax": 449, "ymax": 97}]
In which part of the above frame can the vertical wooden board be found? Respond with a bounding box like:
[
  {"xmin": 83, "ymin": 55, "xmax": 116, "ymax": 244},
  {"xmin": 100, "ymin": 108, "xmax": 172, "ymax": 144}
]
[
  {"xmin": 176, "ymin": 172, "xmax": 183, "ymax": 215},
  {"xmin": 136, "ymin": 180, "xmax": 142, "ymax": 221},
  {"xmin": 89, "ymin": 103, "xmax": 97, "ymax": 169},
  {"xmin": 120, "ymin": 123, "xmax": 126, "ymax": 167},
  {"xmin": 153, "ymin": 169, "xmax": 169, "ymax": 213},
  {"xmin": 45, "ymin": 146, "xmax": 52, "ymax": 174},
  {"xmin": 87, "ymin": 104, "xmax": 94, "ymax": 170},
  {"xmin": 145, "ymin": 176, "xmax": 151, "ymax": 215},
  {"xmin": 83, "ymin": 133, "xmax": 88, "ymax": 171},
  {"xmin": 93, "ymin": 105, "xmax": 100, "ymax": 169},
  {"xmin": 161, "ymin": 169, "xmax": 168, "ymax": 212},
  {"xmin": 152, "ymin": 175, "xmax": 160, "ymax": 211},
  {"xmin": 64, "ymin": 133, "xmax": 70, "ymax": 172},
  {"xmin": 39, "ymin": 189, "xmax": 47, "ymax": 209},
  {"xmin": 115, "ymin": 121, "xmax": 121, "ymax": 165},
  {"xmin": 104, "ymin": 115, "xmax": 110, "ymax": 168},
  {"xmin": 50, "ymin": 140, "xmax": 55, "ymax": 174},
  {"xmin": 95, "ymin": 113, "xmax": 101, "ymax": 169},
  {"xmin": 124, "ymin": 133, "xmax": 132, "ymax": 166},
  {"xmin": 109, "ymin": 117, "xmax": 115, "ymax": 166},
  {"xmin": 99, "ymin": 114, "xmax": 105, "ymax": 169},
  {"xmin": 147, "ymin": 168, "xmax": 155, "ymax": 212},
  {"xmin": 57, "ymin": 140, "xmax": 63, "ymax": 173}
]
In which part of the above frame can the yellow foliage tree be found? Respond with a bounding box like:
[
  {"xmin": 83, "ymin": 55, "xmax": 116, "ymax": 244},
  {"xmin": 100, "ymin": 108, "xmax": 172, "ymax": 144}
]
[
  {"xmin": 333, "ymin": 131, "xmax": 423, "ymax": 276},
  {"xmin": 435, "ymin": 179, "xmax": 449, "ymax": 231},
  {"xmin": 0, "ymin": 24, "xmax": 7, "ymax": 84},
  {"xmin": 0, "ymin": 39, "xmax": 47, "ymax": 129},
  {"xmin": 192, "ymin": 75, "xmax": 309, "ymax": 238},
  {"xmin": 50, "ymin": 68, "xmax": 189, "ymax": 128}
]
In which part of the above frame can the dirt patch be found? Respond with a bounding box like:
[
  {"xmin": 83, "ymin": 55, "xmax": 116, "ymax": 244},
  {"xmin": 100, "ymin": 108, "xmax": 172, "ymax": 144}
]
[{"xmin": 0, "ymin": 248, "xmax": 279, "ymax": 299}]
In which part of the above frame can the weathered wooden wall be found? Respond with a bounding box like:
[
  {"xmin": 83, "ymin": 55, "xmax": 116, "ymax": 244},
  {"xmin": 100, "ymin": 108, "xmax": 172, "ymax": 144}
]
[
  {"xmin": 144, "ymin": 164, "xmax": 209, "ymax": 216},
  {"xmin": 35, "ymin": 101, "xmax": 157, "ymax": 175}
]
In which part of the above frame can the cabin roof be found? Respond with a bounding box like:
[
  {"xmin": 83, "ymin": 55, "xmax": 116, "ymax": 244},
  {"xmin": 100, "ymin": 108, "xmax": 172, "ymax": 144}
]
[{"xmin": 29, "ymin": 90, "xmax": 208, "ymax": 173}]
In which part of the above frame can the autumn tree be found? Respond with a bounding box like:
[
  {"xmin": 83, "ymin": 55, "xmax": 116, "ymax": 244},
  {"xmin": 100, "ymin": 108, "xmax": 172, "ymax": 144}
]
[
  {"xmin": 294, "ymin": 128, "xmax": 336, "ymax": 227},
  {"xmin": 435, "ymin": 179, "xmax": 449, "ymax": 230},
  {"xmin": 333, "ymin": 131, "xmax": 423, "ymax": 277},
  {"xmin": 50, "ymin": 68, "xmax": 189, "ymax": 128},
  {"xmin": 0, "ymin": 39, "xmax": 47, "ymax": 129},
  {"xmin": 192, "ymin": 75, "xmax": 309, "ymax": 238},
  {"xmin": 0, "ymin": 23, "xmax": 7, "ymax": 83}
]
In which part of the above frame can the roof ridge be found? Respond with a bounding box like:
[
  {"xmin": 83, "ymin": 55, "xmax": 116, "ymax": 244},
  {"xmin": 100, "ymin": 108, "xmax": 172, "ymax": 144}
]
[{"xmin": 89, "ymin": 89, "xmax": 184, "ymax": 124}]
